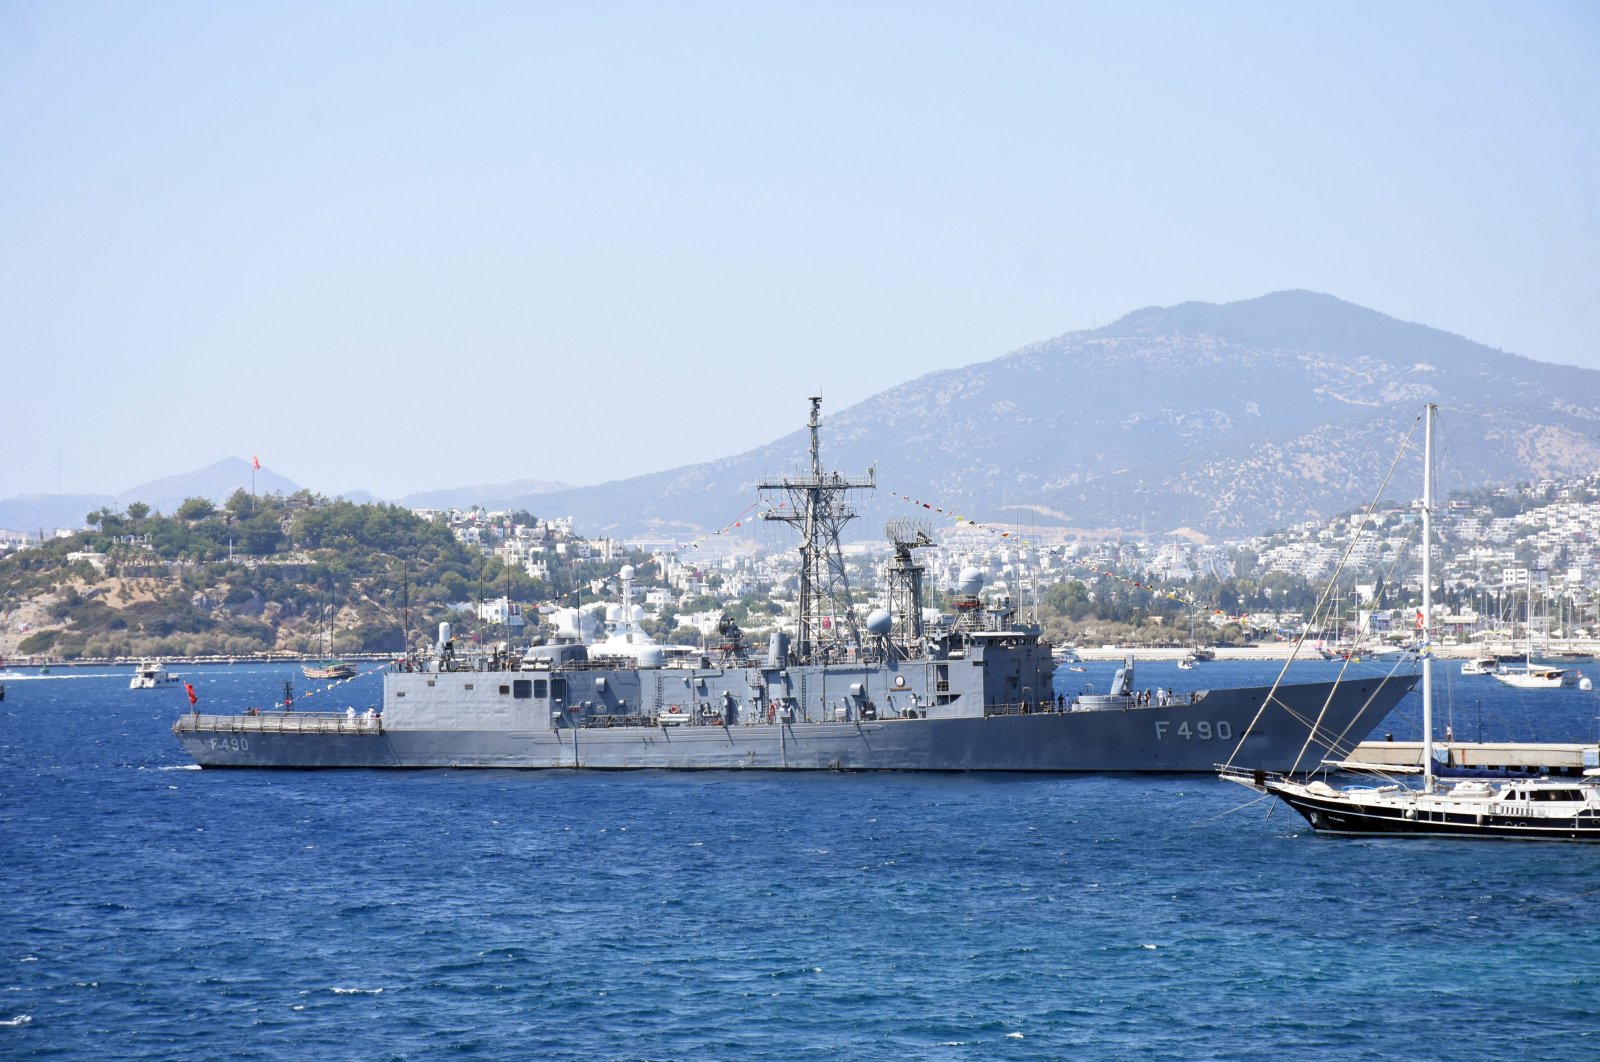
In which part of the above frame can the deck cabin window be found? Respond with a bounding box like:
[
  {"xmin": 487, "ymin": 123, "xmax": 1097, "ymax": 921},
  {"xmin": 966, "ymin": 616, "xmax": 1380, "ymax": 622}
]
[
  {"xmin": 513, "ymin": 679, "xmax": 533, "ymax": 699},
  {"xmin": 534, "ymin": 679, "xmax": 548, "ymax": 698},
  {"xmin": 1534, "ymin": 789, "xmax": 1582, "ymax": 802}
]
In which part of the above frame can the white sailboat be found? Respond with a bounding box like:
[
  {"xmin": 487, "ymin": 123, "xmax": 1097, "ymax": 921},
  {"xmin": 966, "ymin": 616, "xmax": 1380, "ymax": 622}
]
[
  {"xmin": 1491, "ymin": 574, "xmax": 1577, "ymax": 688},
  {"xmin": 1224, "ymin": 405, "xmax": 1600, "ymax": 841},
  {"xmin": 1492, "ymin": 663, "xmax": 1577, "ymax": 689}
]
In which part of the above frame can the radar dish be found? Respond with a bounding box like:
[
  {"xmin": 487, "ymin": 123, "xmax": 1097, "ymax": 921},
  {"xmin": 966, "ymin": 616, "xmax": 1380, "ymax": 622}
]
[{"xmin": 885, "ymin": 519, "xmax": 934, "ymax": 549}]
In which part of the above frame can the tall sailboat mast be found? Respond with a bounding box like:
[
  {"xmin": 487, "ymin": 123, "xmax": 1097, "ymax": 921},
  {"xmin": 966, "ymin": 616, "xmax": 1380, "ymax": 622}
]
[{"xmin": 1421, "ymin": 403, "xmax": 1436, "ymax": 793}]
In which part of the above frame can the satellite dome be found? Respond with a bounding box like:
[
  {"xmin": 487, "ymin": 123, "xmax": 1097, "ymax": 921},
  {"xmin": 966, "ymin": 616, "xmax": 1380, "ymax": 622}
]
[
  {"xmin": 865, "ymin": 608, "xmax": 893, "ymax": 636},
  {"xmin": 605, "ymin": 604, "xmax": 624, "ymax": 624},
  {"xmin": 620, "ymin": 564, "xmax": 635, "ymax": 580},
  {"xmin": 958, "ymin": 567, "xmax": 985, "ymax": 595}
]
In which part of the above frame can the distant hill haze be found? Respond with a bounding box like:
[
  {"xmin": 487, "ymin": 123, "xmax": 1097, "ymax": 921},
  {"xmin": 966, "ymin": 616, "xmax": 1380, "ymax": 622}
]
[
  {"xmin": 0, "ymin": 458, "xmax": 300, "ymax": 536},
  {"xmin": 5, "ymin": 292, "xmax": 1597, "ymax": 539},
  {"xmin": 398, "ymin": 480, "xmax": 572, "ymax": 511}
]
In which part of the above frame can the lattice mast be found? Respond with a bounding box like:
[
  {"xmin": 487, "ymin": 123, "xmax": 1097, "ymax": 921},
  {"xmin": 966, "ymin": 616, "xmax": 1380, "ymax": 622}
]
[
  {"xmin": 884, "ymin": 519, "xmax": 933, "ymax": 658},
  {"xmin": 760, "ymin": 397, "xmax": 876, "ymax": 664}
]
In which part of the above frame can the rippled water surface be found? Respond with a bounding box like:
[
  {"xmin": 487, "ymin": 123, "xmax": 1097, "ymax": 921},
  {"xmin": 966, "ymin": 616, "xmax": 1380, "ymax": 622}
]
[{"xmin": 4, "ymin": 661, "xmax": 1599, "ymax": 1060}]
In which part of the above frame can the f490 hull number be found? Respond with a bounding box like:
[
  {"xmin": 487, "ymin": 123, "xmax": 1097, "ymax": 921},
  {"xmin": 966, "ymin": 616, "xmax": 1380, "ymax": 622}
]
[{"xmin": 1154, "ymin": 720, "xmax": 1231, "ymax": 741}]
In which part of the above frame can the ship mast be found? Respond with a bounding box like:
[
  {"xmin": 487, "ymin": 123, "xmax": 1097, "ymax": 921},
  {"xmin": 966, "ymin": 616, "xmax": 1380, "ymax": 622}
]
[
  {"xmin": 1421, "ymin": 402, "xmax": 1436, "ymax": 794},
  {"xmin": 883, "ymin": 519, "xmax": 933, "ymax": 659},
  {"xmin": 760, "ymin": 397, "xmax": 875, "ymax": 664}
]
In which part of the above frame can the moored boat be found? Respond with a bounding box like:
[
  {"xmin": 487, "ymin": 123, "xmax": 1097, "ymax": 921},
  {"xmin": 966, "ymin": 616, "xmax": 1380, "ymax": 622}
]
[
  {"xmin": 1492, "ymin": 571, "xmax": 1580, "ymax": 689},
  {"xmin": 1490, "ymin": 662, "xmax": 1577, "ymax": 689},
  {"xmin": 1227, "ymin": 769, "xmax": 1600, "ymax": 840},
  {"xmin": 1224, "ymin": 404, "xmax": 1600, "ymax": 841},
  {"xmin": 130, "ymin": 659, "xmax": 180, "ymax": 689},
  {"xmin": 302, "ymin": 661, "xmax": 357, "ymax": 681}
]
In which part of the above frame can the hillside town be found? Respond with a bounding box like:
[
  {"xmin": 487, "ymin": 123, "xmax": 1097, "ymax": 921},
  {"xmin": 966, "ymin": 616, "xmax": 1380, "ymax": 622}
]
[
  {"xmin": 410, "ymin": 470, "xmax": 1600, "ymax": 654},
  {"xmin": 3, "ymin": 469, "xmax": 1598, "ymax": 663}
]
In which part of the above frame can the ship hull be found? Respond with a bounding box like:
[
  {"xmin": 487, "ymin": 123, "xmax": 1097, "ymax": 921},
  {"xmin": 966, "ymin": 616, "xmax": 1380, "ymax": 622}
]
[
  {"xmin": 1265, "ymin": 783, "xmax": 1600, "ymax": 841},
  {"xmin": 175, "ymin": 675, "xmax": 1413, "ymax": 773}
]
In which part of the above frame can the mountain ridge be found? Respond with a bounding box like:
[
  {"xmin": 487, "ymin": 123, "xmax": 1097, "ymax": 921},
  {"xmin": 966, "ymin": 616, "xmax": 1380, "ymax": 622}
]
[
  {"xmin": 491, "ymin": 290, "xmax": 1600, "ymax": 540},
  {"xmin": 5, "ymin": 292, "xmax": 1597, "ymax": 540}
]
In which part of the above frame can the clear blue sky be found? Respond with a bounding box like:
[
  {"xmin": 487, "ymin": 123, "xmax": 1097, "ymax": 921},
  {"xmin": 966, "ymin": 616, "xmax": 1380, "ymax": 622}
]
[{"xmin": 1, "ymin": 1, "xmax": 1596, "ymax": 502}]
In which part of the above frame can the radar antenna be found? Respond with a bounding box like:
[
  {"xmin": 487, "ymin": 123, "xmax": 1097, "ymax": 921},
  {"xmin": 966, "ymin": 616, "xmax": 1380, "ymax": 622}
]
[
  {"xmin": 760, "ymin": 397, "xmax": 876, "ymax": 664},
  {"xmin": 883, "ymin": 519, "xmax": 933, "ymax": 657}
]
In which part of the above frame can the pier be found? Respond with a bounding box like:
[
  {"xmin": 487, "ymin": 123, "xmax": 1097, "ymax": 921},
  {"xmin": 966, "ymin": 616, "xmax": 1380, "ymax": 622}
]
[{"xmin": 1349, "ymin": 740, "xmax": 1600, "ymax": 777}]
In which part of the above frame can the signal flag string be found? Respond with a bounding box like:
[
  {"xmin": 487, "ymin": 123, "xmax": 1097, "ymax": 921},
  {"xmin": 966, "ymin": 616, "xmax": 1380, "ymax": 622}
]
[
  {"xmin": 889, "ymin": 489, "xmax": 1244, "ymax": 620},
  {"xmin": 679, "ymin": 500, "xmax": 788, "ymax": 552}
]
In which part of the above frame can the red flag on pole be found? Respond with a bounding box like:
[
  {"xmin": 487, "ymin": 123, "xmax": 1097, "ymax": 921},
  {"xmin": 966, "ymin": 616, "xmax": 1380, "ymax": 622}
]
[
  {"xmin": 185, "ymin": 682, "xmax": 198, "ymax": 706},
  {"xmin": 252, "ymin": 454, "xmax": 261, "ymax": 471}
]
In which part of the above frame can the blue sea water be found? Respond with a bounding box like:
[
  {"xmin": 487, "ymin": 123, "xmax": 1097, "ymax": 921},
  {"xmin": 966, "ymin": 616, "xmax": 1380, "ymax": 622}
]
[{"xmin": 4, "ymin": 659, "xmax": 1599, "ymax": 1060}]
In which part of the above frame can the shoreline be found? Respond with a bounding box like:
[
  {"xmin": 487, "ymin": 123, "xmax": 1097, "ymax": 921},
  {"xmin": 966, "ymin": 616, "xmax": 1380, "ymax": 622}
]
[
  {"xmin": 0, "ymin": 653, "xmax": 398, "ymax": 670},
  {"xmin": 8, "ymin": 642, "xmax": 1600, "ymax": 669},
  {"xmin": 1074, "ymin": 642, "xmax": 1600, "ymax": 661}
]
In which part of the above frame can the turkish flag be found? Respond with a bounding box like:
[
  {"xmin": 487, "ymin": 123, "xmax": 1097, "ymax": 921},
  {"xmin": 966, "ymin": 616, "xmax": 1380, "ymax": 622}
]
[{"xmin": 185, "ymin": 682, "xmax": 198, "ymax": 706}]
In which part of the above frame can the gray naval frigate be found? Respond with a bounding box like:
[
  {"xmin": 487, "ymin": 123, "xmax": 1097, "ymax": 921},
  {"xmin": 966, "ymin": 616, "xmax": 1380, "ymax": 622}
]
[{"xmin": 174, "ymin": 398, "xmax": 1416, "ymax": 772}]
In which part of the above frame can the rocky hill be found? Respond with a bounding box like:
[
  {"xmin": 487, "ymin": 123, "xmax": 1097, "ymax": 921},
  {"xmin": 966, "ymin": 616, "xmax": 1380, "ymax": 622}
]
[{"xmin": 504, "ymin": 291, "xmax": 1600, "ymax": 540}]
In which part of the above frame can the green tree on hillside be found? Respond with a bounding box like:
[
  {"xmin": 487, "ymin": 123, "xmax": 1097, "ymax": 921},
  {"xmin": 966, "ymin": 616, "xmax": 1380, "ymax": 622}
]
[{"xmin": 176, "ymin": 497, "xmax": 217, "ymax": 520}]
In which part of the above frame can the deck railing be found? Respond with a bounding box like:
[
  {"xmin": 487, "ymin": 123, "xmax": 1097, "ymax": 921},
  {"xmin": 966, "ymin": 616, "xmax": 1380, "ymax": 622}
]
[{"xmin": 173, "ymin": 712, "xmax": 382, "ymax": 736}]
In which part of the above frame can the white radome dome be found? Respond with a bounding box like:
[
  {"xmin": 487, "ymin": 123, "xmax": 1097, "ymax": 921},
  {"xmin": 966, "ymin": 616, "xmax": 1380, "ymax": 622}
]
[{"xmin": 958, "ymin": 567, "xmax": 985, "ymax": 596}]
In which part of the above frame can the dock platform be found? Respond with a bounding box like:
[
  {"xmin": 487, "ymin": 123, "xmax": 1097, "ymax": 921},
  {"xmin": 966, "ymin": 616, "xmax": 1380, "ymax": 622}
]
[{"xmin": 1350, "ymin": 740, "xmax": 1600, "ymax": 776}]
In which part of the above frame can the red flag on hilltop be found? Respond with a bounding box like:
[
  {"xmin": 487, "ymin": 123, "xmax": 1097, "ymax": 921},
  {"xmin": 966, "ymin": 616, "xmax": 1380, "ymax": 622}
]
[
  {"xmin": 252, "ymin": 454, "xmax": 261, "ymax": 471},
  {"xmin": 185, "ymin": 682, "xmax": 198, "ymax": 706}
]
